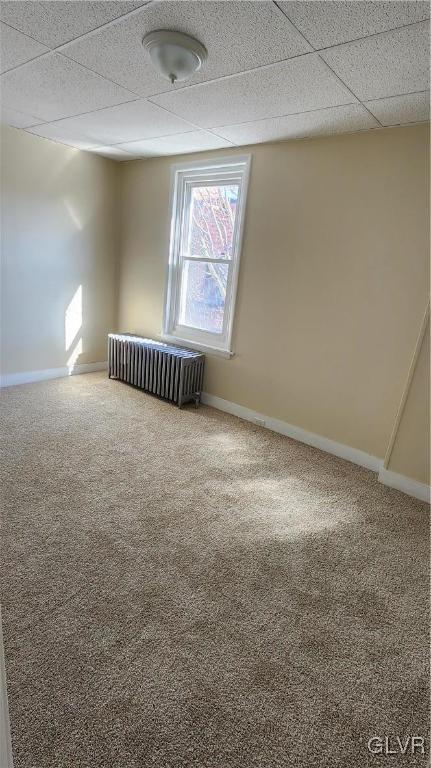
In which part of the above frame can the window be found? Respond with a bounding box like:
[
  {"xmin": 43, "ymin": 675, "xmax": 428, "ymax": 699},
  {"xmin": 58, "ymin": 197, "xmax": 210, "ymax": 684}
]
[{"xmin": 163, "ymin": 156, "xmax": 250, "ymax": 356}]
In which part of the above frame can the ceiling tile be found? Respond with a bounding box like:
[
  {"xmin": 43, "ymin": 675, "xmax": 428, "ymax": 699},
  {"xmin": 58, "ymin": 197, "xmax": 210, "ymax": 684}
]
[
  {"xmin": 0, "ymin": 52, "xmax": 137, "ymax": 122},
  {"xmin": 216, "ymin": 104, "xmax": 379, "ymax": 145},
  {"xmin": 85, "ymin": 145, "xmax": 134, "ymax": 161},
  {"xmin": 0, "ymin": 2, "xmax": 147, "ymax": 48},
  {"xmin": 0, "ymin": 21, "xmax": 49, "ymax": 73},
  {"xmin": 25, "ymin": 100, "xmax": 196, "ymax": 147},
  {"xmin": 62, "ymin": 1, "xmax": 312, "ymax": 97},
  {"xmin": 117, "ymin": 131, "xmax": 233, "ymax": 158},
  {"xmin": 279, "ymin": 1, "xmax": 430, "ymax": 49},
  {"xmin": 150, "ymin": 54, "xmax": 356, "ymax": 128},
  {"xmin": 0, "ymin": 105, "xmax": 43, "ymax": 128},
  {"xmin": 365, "ymin": 91, "xmax": 430, "ymax": 126},
  {"xmin": 320, "ymin": 22, "xmax": 430, "ymax": 101}
]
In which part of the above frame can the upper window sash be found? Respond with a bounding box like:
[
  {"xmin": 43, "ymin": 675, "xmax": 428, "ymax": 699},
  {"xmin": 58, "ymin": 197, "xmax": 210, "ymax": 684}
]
[{"xmin": 180, "ymin": 177, "xmax": 242, "ymax": 262}]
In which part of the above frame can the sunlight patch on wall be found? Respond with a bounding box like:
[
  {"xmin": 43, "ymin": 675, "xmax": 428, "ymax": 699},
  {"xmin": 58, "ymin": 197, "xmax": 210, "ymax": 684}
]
[
  {"xmin": 67, "ymin": 338, "xmax": 83, "ymax": 373},
  {"xmin": 65, "ymin": 285, "xmax": 82, "ymax": 351},
  {"xmin": 64, "ymin": 199, "xmax": 83, "ymax": 230}
]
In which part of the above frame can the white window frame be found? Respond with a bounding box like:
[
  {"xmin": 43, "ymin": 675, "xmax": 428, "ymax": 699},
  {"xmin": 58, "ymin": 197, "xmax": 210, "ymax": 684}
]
[{"xmin": 162, "ymin": 155, "xmax": 251, "ymax": 357}]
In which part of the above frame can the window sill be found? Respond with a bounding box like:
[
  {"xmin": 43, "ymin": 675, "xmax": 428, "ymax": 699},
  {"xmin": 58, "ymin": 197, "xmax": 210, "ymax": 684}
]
[{"xmin": 161, "ymin": 335, "xmax": 234, "ymax": 359}]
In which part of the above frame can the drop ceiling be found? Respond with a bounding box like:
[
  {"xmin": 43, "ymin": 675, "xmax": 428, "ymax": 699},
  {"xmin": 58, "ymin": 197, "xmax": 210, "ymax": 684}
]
[{"xmin": 0, "ymin": 1, "xmax": 429, "ymax": 161}]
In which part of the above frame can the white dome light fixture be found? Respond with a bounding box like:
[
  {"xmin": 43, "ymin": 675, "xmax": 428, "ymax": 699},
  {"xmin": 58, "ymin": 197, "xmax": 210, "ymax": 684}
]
[{"xmin": 142, "ymin": 30, "xmax": 207, "ymax": 85}]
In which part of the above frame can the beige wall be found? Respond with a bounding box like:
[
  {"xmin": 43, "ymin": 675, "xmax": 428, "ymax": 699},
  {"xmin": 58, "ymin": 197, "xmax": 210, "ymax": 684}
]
[
  {"xmin": 0, "ymin": 125, "xmax": 118, "ymax": 375},
  {"xmin": 388, "ymin": 319, "xmax": 430, "ymax": 485},
  {"xmin": 118, "ymin": 124, "xmax": 430, "ymax": 462}
]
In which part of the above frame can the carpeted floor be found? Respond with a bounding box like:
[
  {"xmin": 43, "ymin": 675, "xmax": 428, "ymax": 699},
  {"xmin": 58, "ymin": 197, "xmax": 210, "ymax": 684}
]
[{"xmin": 0, "ymin": 372, "xmax": 429, "ymax": 768}]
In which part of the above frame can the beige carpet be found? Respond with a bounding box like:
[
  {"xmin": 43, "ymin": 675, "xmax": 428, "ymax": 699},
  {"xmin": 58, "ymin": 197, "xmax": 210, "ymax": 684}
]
[{"xmin": 0, "ymin": 372, "xmax": 429, "ymax": 768}]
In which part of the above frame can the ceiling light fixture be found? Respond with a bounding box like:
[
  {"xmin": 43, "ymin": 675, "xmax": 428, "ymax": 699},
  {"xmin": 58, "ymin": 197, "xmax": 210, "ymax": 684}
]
[{"xmin": 142, "ymin": 30, "xmax": 207, "ymax": 85}]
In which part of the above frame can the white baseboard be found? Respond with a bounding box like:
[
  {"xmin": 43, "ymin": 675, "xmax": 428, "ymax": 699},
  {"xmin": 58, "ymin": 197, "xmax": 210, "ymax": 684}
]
[
  {"xmin": 378, "ymin": 467, "xmax": 431, "ymax": 503},
  {"xmin": 201, "ymin": 392, "xmax": 382, "ymax": 473},
  {"xmin": 0, "ymin": 361, "xmax": 107, "ymax": 388}
]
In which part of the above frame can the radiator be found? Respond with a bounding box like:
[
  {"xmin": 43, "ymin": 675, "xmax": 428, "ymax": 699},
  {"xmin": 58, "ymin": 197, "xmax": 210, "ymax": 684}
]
[{"xmin": 108, "ymin": 334, "xmax": 205, "ymax": 407}]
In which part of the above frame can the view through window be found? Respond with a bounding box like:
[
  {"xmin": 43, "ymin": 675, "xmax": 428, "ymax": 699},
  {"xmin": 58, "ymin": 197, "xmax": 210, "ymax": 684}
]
[{"xmin": 179, "ymin": 184, "xmax": 238, "ymax": 334}]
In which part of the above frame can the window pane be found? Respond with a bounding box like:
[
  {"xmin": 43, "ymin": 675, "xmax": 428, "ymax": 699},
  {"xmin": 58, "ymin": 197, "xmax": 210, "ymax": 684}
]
[
  {"xmin": 187, "ymin": 184, "xmax": 239, "ymax": 260},
  {"xmin": 179, "ymin": 260, "xmax": 229, "ymax": 334}
]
